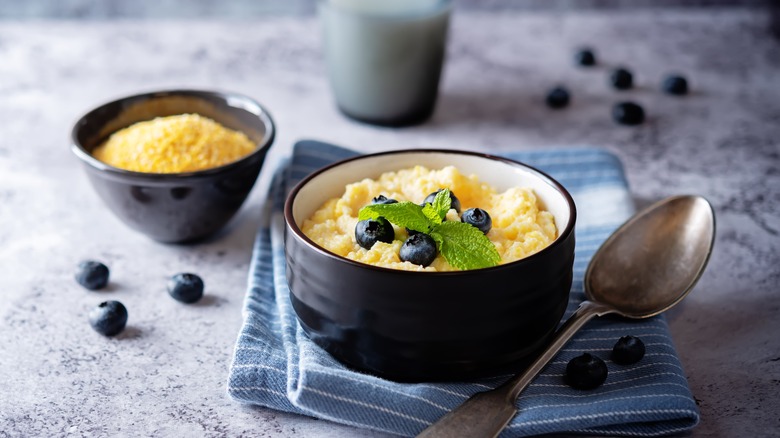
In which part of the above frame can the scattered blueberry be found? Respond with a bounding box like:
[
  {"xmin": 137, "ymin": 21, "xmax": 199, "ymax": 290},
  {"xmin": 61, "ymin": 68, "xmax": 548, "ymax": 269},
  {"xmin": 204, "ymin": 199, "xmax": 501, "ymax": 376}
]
[
  {"xmin": 355, "ymin": 218, "xmax": 395, "ymax": 249},
  {"xmin": 612, "ymin": 101, "xmax": 645, "ymax": 125},
  {"xmin": 546, "ymin": 86, "xmax": 571, "ymax": 109},
  {"xmin": 423, "ymin": 189, "xmax": 461, "ymax": 213},
  {"xmin": 399, "ymin": 233, "xmax": 438, "ymax": 267},
  {"xmin": 612, "ymin": 335, "xmax": 646, "ymax": 365},
  {"xmin": 565, "ymin": 353, "xmax": 608, "ymax": 390},
  {"xmin": 167, "ymin": 273, "xmax": 205, "ymax": 303},
  {"xmin": 574, "ymin": 48, "xmax": 596, "ymax": 66},
  {"xmin": 75, "ymin": 260, "xmax": 110, "ymax": 290},
  {"xmin": 461, "ymin": 208, "xmax": 492, "ymax": 234},
  {"xmin": 610, "ymin": 67, "xmax": 634, "ymax": 90},
  {"xmin": 371, "ymin": 195, "xmax": 398, "ymax": 205},
  {"xmin": 88, "ymin": 300, "xmax": 128, "ymax": 336},
  {"xmin": 662, "ymin": 74, "xmax": 689, "ymax": 95}
]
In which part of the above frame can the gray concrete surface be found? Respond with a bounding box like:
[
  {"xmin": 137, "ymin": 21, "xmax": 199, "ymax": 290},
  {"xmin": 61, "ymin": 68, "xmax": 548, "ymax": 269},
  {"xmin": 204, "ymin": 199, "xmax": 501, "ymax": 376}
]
[
  {"xmin": 0, "ymin": 8, "xmax": 778, "ymax": 437},
  {"xmin": 0, "ymin": 0, "xmax": 773, "ymax": 19}
]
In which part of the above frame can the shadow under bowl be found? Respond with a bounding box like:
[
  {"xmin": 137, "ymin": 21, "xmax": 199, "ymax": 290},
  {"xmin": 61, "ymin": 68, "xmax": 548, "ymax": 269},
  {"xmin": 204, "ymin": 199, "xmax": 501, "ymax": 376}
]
[
  {"xmin": 71, "ymin": 89, "xmax": 275, "ymax": 243},
  {"xmin": 284, "ymin": 150, "xmax": 576, "ymax": 381}
]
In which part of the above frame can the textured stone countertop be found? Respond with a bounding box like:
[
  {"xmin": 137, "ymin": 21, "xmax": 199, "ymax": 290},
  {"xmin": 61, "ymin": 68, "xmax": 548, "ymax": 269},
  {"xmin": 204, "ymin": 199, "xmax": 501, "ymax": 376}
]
[{"xmin": 1, "ymin": 8, "xmax": 778, "ymax": 437}]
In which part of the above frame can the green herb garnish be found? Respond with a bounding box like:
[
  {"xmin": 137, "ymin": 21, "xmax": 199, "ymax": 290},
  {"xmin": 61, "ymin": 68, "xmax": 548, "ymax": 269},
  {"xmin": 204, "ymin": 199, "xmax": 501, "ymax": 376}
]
[{"xmin": 358, "ymin": 189, "xmax": 501, "ymax": 270}]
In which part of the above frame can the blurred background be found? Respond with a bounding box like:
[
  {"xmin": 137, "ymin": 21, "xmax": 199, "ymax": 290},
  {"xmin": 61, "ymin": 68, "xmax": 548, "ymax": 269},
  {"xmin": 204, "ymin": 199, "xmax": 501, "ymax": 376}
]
[{"xmin": 0, "ymin": 0, "xmax": 773, "ymax": 19}]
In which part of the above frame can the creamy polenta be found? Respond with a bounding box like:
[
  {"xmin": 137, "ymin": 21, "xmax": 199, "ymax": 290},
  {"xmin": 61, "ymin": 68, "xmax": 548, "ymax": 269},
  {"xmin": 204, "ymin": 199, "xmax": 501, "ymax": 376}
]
[{"xmin": 301, "ymin": 166, "xmax": 557, "ymax": 272}]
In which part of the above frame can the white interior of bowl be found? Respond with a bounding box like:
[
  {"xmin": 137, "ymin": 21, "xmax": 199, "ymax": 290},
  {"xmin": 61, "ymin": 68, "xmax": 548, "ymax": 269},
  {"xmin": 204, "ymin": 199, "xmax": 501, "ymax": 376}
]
[{"xmin": 291, "ymin": 151, "xmax": 573, "ymax": 239}]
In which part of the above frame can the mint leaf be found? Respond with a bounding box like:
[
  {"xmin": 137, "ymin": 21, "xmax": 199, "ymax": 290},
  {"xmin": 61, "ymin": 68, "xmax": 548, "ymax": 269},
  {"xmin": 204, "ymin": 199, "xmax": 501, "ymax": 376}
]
[
  {"xmin": 358, "ymin": 202, "xmax": 432, "ymax": 234},
  {"xmin": 422, "ymin": 204, "xmax": 443, "ymax": 225},
  {"xmin": 430, "ymin": 221, "xmax": 501, "ymax": 270},
  {"xmin": 431, "ymin": 188, "xmax": 451, "ymax": 220}
]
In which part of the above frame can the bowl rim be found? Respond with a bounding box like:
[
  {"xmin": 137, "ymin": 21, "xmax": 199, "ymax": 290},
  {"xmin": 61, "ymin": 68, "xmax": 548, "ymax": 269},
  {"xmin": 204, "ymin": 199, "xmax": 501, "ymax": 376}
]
[
  {"xmin": 70, "ymin": 88, "xmax": 276, "ymax": 181},
  {"xmin": 284, "ymin": 148, "xmax": 577, "ymax": 276}
]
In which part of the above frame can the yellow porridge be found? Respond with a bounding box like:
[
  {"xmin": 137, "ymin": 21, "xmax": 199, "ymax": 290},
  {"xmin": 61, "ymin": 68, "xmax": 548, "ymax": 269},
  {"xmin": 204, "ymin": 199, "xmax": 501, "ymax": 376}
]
[{"xmin": 301, "ymin": 165, "xmax": 557, "ymax": 272}]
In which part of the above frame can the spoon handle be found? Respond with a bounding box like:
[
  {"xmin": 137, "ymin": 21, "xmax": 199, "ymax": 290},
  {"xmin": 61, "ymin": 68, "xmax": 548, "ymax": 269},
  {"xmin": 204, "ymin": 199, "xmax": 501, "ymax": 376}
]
[{"xmin": 417, "ymin": 300, "xmax": 615, "ymax": 438}]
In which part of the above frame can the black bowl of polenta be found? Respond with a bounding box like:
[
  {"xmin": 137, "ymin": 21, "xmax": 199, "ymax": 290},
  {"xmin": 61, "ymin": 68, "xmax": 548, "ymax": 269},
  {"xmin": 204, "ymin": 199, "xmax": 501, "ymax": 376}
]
[
  {"xmin": 284, "ymin": 150, "xmax": 577, "ymax": 381},
  {"xmin": 71, "ymin": 89, "xmax": 275, "ymax": 243}
]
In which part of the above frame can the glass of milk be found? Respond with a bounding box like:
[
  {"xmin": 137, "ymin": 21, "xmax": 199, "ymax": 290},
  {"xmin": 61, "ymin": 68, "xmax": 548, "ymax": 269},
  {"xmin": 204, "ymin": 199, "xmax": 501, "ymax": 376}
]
[{"xmin": 319, "ymin": 0, "xmax": 452, "ymax": 126}]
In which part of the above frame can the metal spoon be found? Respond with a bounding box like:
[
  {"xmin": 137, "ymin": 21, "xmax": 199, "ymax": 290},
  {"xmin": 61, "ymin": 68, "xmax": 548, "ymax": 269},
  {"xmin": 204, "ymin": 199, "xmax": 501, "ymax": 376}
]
[{"xmin": 417, "ymin": 195, "xmax": 716, "ymax": 438}]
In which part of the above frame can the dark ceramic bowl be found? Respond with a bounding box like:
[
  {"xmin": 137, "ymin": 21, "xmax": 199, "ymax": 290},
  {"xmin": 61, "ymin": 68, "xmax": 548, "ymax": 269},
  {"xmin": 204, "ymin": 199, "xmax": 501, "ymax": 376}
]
[
  {"xmin": 284, "ymin": 150, "xmax": 576, "ymax": 381},
  {"xmin": 71, "ymin": 90, "xmax": 275, "ymax": 243}
]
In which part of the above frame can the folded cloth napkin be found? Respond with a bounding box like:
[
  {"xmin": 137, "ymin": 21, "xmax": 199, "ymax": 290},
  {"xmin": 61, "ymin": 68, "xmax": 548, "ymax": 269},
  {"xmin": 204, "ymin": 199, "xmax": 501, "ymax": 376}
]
[{"xmin": 227, "ymin": 140, "xmax": 700, "ymax": 437}]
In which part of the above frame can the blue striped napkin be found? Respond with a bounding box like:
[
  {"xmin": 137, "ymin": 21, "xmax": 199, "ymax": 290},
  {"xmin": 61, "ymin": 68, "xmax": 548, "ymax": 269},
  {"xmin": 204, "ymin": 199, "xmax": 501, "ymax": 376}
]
[{"xmin": 227, "ymin": 140, "xmax": 700, "ymax": 437}]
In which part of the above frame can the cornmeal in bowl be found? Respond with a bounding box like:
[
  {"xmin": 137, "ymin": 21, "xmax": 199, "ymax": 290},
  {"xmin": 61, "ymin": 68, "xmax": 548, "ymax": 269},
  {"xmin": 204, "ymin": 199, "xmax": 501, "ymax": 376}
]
[{"xmin": 92, "ymin": 114, "xmax": 255, "ymax": 173}]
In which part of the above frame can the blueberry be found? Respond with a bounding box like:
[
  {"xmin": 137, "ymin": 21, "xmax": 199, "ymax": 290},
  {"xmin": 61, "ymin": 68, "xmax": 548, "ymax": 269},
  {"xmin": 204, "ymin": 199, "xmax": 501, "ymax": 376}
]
[
  {"xmin": 167, "ymin": 273, "xmax": 205, "ymax": 303},
  {"xmin": 574, "ymin": 48, "xmax": 596, "ymax": 66},
  {"xmin": 610, "ymin": 67, "xmax": 633, "ymax": 90},
  {"xmin": 88, "ymin": 300, "xmax": 128, "ymax": 336},
  {"xmin": 612, "ymin": 335, "xmax": 646, "ymax": 365},
  {"xmin": 612, "ymin": 101, "xmax": 645, "ymax": 125},
  {"xmin": 565, "ymin": 353, "xmax": 608, "ymax": 390},
  {"xmin": 75, "ymin": 260, "xmax": 110, "ymax": 290},
  {"xmin": 399, "ymin": 233, "xmax": 438, "ymax": 267},
  {"xmin": 546, "ymin": 86, "xmax": 570, "ymax": 109},
  {"xmin": 423, "ymin": 189, "xmax": 461, "ymax": 213},
  {"xmin": 355, "ymin": 218, "xmax": 395, "ymax": 249},
  {"xmin": 662, "ymin": 74, "xmax": 688, "ymax": 95},
  {"xmin": 371, "ymin": 195, "xmax": 398, "ymax": 205},
  {"xmin": 461, "ymin": 208, "xmax": 492, "ymax": 234}
]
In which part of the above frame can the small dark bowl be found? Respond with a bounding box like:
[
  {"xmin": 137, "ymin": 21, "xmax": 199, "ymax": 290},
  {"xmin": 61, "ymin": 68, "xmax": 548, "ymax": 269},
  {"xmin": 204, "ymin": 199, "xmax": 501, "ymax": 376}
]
[
  {"xmin": 71, "ymin": 90, "xmax": 275, "ymax": 243},
  {"xmin": 284, "ymin": 150, "xmax": 576, "ymax": 381}
]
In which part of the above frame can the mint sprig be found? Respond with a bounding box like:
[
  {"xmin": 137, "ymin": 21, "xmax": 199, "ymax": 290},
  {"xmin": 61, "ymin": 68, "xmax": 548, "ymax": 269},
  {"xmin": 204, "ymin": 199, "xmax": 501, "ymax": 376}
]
[
  {"xmin": 430, "ymin": 222, "xmax": 501, "ymax": 270},
  {"xmin": 358, "ymin": 189, "xmax": 501, "ymax": 270}
]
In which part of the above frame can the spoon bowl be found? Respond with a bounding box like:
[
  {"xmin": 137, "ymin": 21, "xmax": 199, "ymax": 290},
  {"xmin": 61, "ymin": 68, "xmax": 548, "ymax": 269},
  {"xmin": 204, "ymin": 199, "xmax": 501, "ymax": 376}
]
[
  {"xmin": 585, "ymin": 195, "xmax": 716, "ymax": 318},
  {"xmin": 418, "ymin": 195, "xmax": 716, "ymax": 438}
]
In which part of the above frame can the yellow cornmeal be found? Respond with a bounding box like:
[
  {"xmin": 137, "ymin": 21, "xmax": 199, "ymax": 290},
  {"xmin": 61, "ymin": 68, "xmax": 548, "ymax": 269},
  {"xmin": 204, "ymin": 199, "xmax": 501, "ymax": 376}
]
[
  {"xmin": 301, "ymin": 166, "xmax": 558, "ymax": 272},
  {"xmin": 92, "ymin": 114, "xmax": 255, "ymax": 173}
]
